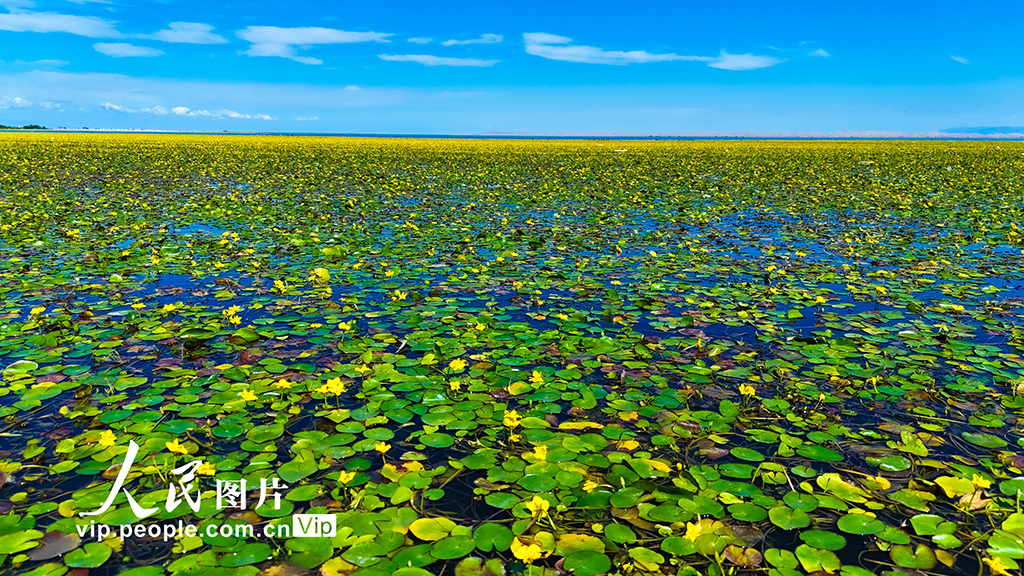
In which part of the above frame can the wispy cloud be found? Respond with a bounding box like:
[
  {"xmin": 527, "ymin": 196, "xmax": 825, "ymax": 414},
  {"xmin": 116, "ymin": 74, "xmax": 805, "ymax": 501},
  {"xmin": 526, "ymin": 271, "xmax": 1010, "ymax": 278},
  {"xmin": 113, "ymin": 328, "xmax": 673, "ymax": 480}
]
[
  {"xmin": 236, "ymin": 26, "xmax": 392, "ymax": 65},
  {"xmin": 94, "ymin": 42, "xmax": 163, "ymax": 57},
  {"xmin": 707, "ymin": 50, "xmax": 783, "ymax": 71},
  {"xmin": 0, "ymin": 10, "xmax": 120, "ymax": 37},
  {"xmin": 148, "ymin": 22, "xmax": 227, "ymax": 44},
  {"xmin": 523, "ymin": 33, "xmax": 782, "ymax": 70},
  {"xmin": 295, "ymin": 116, "xmax": 318, "ymax": 121},
  {"xmin": 0, "ymin": 58, "xmax": 69, "ymax": 69},
  {"xmin": 951, "ymin": 55, "xmax": 969, "ymax": 65},
  {"xmin": 378, "ymin": 53, "xmax": 498, "ymax": 67},
  {"xmin": 407, "ymin": 37, "xmax": 432, "ymax": 44},
  {"xmin": 172, "ymin": 106, "xmax": 272, "ymax": 119},
  {"xmin": 441, "ymin": 33, "xmax": 502, "ymax": 46},
  {"xmin": 1, "ymin": 94, "xmax": 63, "ymax": 111},
  {"xmin": 808, "ymin": 48, "xmax": 829, "ymax": 57},
  {"xmin": 0, "ymin": 95, "xmax": 32, "ymax": 109},
  {"xmin": 102, "ymin": 101, "xmax": 166, "ymax": 114},
  {"xmin": 523, "ymin": 32, "xmax": 705, "ymax": 65},
  {"xmin": 103, "ymin": 101, "xmax": 272, "ymax": 119}
]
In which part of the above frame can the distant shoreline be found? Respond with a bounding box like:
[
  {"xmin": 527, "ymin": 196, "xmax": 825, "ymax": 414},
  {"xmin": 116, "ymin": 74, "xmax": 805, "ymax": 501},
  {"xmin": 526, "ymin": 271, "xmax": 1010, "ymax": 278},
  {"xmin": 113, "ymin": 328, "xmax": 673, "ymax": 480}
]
[{"xmin": 1, "ymin": 128, "xmax": 1022, "ymax": 141}]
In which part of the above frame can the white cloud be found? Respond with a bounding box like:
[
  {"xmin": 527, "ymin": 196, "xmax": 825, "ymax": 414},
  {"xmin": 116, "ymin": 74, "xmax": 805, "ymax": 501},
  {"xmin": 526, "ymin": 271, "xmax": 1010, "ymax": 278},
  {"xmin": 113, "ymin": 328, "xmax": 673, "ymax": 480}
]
[
  {"xmin": 378, "ymin": 53, "xmax": 498, "ymax": 67},
  {"xmin": 296, "ymin": 116, "xmax": 318, "ymax": 121},
  {"xmin": 808, "ymin": 48, "xmax": 829, "ymax": 57},
  {"xmin": 94, "ymin": 42, "xmax": 164, "ymax": 58},
  {"xmin": 149, "ymin": 22, "xmax": 227, "ymax": 44},
  {"xmin": 0, "ymin": 58, "xmax": 69, "ymax": 69},
  {"xmin": 66, "ymin": 0, "xmax": 112, "ymax": 4},
  {"xmin": 170, "ymin": 105, "xmax": 274, "ymax": 119},
  {"xmin": 0, "ymin": 95, "xmax": 32, "ymax": 109},
  {"xmin": 523, "ymin": 32, "xmax": 710, "ymax": 65},
  {"xmin": 407, "ymin": 37, "xmax": 432, "ymax": 44},
  {"xmin": 0, "ymin": 10, "xmax": 120, "ymax": 37},
  {"xmin": 236, "ymin": 26, "xmax": 392, "ymax": 64},
  {"xmin": 523, "ymin": 33, "xmax": 782, "ymax": 71},
  {"xmin": 951, "ymin": 55, "xmax": 969, "ymax": 65},
  {"xmin": 102, "ymin": 101, "xmax": 166, "ymax": 114},
  {"xmin": 707, "ymin": 50, "xmax": 783, "ymax": 71},
  {"xmin": 441, "ymin": 33, "xmax": 502, "ymax": 46},
  {"xmin": 103, "ymin": 102, "xmax": 273, "ymax": 119},
  {"xmin": 0, "ymin": 0, "xmax": 35, "ymax": 8}
]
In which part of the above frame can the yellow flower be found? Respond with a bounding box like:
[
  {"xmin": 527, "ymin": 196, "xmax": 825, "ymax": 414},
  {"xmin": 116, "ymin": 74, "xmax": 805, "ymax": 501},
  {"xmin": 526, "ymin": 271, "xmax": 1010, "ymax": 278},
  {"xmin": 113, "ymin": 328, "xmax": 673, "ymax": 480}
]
[
  {"xmin": 166, "ymin": 439, "xmax": 188, "ymax": 455},
  {"xmin": 503, "ymin": 410, "xmax": 521, "ymax": 429},
  {"xmin": 511, "ymin": 537, "xmax": 545, "ymax": 563},
  {"xmin": 338, "ymin": 471, "xmax": 356, "ymax": 484},
  {"xmin": 338, "ymin": 321, "xmax": 352, "ymax": 331},
  {"xmin": 474, "ymin": 323, "xmax": 485, "ymax": 331},
  {"xmin": 448, "ymin": 358, "xmax": 467, "ymax": 372},
  {"xmin": 30, "ymin": 306, "xmax": 45, "ymax": 316},
  {"xmin": 161, "ymin": 303, "xmax": 176, "ymax": 313},
  {"xmin": 98, "ymin": 430, "xmax": 117, "ymax": 448},
  {"xmin": 449, "ymin": 380, "xmax": 461, "ymax": 392},
  {"xmin": 274, "ymin": 379, "xmax": 292, "ymax": 390},
  {"xmin": 374, "ymin": 442, "xmax": 391, "ymax": 455},
  {"xmin": 972, "ymin": 474, "xmax": 992, "ymax": 491},
  {"xmin": 530, "ymin": 445, "xmax": 548, "ymax": 461},
  {"xmin": 984, "ymin": 557, "xmax": 1013, "ymax": 576},
  {"xmin": 739, "ymin": 384, "xmax": 756, "ymax": 397},
  {"xmin": 131, "ymin": 303, "xmax": 146, "ymax": 310},
  {"xmin": 684, "ymin": 521, "xmax": 704, "ymax": 542},
  {"xmin": 330, "ymin": 377, "xmax": 346, "ymax": 394},
  {"xmin": 583, "ymin": 480, "xmax": 600, "ymax": 493},
  {"xmin": 226, "ymin": 315, "xmax": 241, "ymax": 325},
  {"xmin": 529, "ymin": 370, "xmax": 544, "ymax": 385},
  {"xmin": 525, "ymin": 495, "xmax": 550, "ymax": 516},
  {"xmin": 354, "ymin": 364, "xmax": 371, "ymax": 375},
  {"xmin": 509, "ymin": 433, "xmax": 521, "ymax": 442},
  {"xmin": 59, "ymin": 406, "xmax": 70, "ymax": 416},
  {"xmin": 197, "ymin": 462, "xmax": 216, "ymax": 476},
  {"xmin": 240, "ymin": 389, "xmax": 257, "ymax": 402}
]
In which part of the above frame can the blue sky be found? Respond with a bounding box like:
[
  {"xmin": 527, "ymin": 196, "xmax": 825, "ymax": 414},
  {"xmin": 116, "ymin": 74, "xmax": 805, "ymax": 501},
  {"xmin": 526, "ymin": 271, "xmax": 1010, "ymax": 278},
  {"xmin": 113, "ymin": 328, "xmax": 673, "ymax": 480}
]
[{"xmin": 0, "ymin": 0, "xmax": 1021, "ymax": 134}]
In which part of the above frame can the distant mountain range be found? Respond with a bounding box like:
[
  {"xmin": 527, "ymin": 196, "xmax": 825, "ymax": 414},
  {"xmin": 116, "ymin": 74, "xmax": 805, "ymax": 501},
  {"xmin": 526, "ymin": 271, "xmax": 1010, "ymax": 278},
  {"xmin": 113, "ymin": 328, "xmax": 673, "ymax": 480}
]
[{"xmin": 939, "ymin": 126, "xmax": 1024, "ymax": 135}]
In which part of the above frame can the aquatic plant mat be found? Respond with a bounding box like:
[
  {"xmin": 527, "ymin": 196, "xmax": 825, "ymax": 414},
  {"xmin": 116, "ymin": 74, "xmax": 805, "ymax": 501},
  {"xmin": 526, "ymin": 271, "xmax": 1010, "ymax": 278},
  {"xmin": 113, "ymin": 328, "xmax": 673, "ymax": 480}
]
[{"xmin": 1, "ymin": 134, "xmax": 1023, "ymax": 576}]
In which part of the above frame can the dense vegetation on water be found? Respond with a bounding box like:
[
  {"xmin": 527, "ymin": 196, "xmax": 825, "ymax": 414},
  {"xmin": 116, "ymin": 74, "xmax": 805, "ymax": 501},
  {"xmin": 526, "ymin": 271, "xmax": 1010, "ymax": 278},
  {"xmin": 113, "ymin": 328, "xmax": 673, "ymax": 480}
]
[{"xmin": 0, "ymin": 134, "xmax": 1023, "ymax": 576}]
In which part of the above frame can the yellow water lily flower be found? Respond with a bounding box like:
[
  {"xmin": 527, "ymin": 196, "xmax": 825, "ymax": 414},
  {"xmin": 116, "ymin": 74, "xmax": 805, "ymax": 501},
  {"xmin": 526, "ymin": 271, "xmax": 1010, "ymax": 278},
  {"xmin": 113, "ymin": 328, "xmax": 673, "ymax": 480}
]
[
  {"xmin": 448, "ymin": 358, "xmax": 467, "ymax": 372},
  {"xmin": 338, "ymin": 471, "xmax": 356, "ymax": 484},
  {"xmin": 739, "ymin": 384, "xmax": 756, "ymax": 397},
  {"xmin": 525, "ymin": 495, "xmax": 550, "ymax": 516},
  {"xmin": 98, "ymin": 430, "xmax": 116, "ymax": 448},
  {"xmin": 166, "ymin": 439, "xmax": 188, "ymax": 455},
  {"xmin": 503, "ymin": 410, "xmax": 521, "ymax": 429},
  {"xmin": 240, "ymin": 389, "xmax": 258, "ymax": 402},
  {"xmin": 984, "ymin": 557, "xmax": 1012, "ymax": 576},
  {"xmin": 374, "ymin": 442, "xmax": 391, "ymax": 455},
  {"xmin": 511, "ymin": 537, "xmax": 546, "ymax": 563}
]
